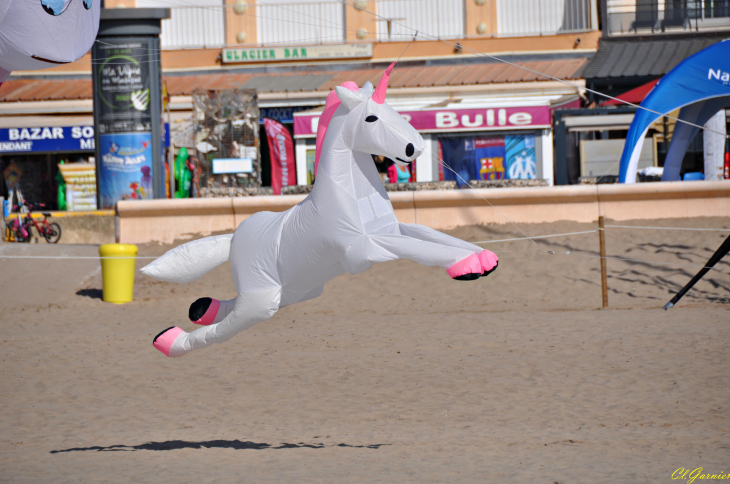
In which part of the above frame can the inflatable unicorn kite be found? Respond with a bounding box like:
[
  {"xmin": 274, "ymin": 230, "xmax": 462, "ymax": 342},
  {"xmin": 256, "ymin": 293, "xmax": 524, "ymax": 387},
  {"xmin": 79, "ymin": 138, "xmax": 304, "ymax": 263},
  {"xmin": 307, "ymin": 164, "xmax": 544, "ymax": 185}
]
[
  {"xmin": 143, "ymin": 63, "xmax": 499, "ymax": 358},
  {"xmin": 0, "ymin": 0, "xmax": 100, "ymax": 85}
]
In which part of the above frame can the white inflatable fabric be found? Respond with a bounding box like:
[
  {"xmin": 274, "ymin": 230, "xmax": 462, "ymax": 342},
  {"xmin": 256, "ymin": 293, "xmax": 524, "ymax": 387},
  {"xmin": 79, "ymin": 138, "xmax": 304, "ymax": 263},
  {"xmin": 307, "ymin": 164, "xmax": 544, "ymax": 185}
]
[
  {"xmin": 0, "ymin": 0, "xmax": 100, "ymax": 83},
  {"xmin": 143, "ymin": 64, "xmax": 499, "ymax": 358}
]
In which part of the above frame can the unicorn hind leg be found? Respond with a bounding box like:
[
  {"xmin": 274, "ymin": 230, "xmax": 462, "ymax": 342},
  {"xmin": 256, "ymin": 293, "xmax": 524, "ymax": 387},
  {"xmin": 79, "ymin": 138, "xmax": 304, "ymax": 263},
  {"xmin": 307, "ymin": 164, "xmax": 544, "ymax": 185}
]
[{"xmin": 153, "ymin": 287, "xmax": 281, "ymax": 357}]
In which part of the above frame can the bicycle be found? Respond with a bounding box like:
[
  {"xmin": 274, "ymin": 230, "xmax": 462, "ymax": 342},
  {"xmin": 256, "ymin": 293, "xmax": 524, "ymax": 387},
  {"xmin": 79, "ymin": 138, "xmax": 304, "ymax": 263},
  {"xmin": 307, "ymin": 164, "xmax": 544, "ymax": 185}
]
[
  {"xmin": 22, "ymin": 202, "xmax": 62, "ymax": 244},
  {"xmin": 5, "ymin": 212, "xmax": 31, "ymax": 243}
]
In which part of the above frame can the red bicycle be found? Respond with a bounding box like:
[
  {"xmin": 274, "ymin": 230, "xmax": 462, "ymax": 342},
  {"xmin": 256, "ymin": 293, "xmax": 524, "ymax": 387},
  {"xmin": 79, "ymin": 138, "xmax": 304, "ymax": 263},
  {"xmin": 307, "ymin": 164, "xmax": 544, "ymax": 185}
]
[{"xmin": 21, "ymin": 202, "xmax": 62, "ymax": 244}]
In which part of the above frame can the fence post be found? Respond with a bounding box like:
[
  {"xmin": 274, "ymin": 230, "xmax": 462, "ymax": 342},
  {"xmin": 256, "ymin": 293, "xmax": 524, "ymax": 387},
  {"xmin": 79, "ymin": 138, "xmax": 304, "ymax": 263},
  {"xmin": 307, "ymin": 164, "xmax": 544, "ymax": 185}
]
[{"xmin": 598, "ymin": 215, "xmax": 608, "ymax": 308}]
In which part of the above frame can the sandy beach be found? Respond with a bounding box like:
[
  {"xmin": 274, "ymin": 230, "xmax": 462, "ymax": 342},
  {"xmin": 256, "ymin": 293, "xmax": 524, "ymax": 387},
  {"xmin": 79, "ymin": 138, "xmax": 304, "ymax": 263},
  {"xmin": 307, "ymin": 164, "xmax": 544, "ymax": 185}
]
[{"xmin": 1, "ymin": 217, "xmax": 729, "ymax": 483}]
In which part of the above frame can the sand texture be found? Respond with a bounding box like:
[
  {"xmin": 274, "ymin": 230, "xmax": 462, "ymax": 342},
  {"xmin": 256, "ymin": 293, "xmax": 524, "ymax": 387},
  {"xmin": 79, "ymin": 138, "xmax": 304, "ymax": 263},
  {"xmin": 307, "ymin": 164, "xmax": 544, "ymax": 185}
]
[{"xmin": 1, "ymin": 218, "xmax": 729, "ymax": 483}]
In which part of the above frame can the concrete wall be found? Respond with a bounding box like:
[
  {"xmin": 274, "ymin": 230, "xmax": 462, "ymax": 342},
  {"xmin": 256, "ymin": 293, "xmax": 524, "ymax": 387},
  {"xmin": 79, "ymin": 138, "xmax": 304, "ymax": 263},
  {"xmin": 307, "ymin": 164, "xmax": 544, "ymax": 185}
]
[
  {"xmin": 4, "ymin": 210, "xmax": 115, "ymax": 245},
  {"xmin": 117, "ymin": 181, "xmax": 730, "ymax": 244}
]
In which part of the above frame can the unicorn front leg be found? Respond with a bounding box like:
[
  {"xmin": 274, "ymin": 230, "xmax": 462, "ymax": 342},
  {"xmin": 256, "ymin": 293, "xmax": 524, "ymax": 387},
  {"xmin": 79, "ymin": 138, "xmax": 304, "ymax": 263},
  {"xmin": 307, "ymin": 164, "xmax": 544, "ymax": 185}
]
[
  {"xmin": 152, "ymin": 287, "xmax": 281, "ymax": 357},
  {"xmin": 368, "ymin": 233, "xmax": 497, "ymax": 281},
  {"xmin": 398, "ymin": 223, "xmax": 499, "ymax": 278}
]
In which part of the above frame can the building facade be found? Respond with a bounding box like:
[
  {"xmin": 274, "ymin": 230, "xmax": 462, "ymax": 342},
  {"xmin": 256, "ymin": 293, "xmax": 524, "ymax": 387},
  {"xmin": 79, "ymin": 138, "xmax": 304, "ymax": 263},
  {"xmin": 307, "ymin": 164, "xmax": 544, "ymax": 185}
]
[
  {"xmin": 1, "ymin": 0, "xmax": 601, "ymax": 208},
  {"xmin": 564, "ymin": 0, "xmax": 730, "ymax": 183}
]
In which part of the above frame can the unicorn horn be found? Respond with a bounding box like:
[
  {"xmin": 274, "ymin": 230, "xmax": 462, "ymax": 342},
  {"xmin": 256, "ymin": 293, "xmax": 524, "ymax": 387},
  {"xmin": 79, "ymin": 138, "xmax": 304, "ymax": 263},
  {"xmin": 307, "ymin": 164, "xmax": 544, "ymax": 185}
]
[{"xmin": 372, "ymin": 62, "xmax": 396, "ymax": 104}]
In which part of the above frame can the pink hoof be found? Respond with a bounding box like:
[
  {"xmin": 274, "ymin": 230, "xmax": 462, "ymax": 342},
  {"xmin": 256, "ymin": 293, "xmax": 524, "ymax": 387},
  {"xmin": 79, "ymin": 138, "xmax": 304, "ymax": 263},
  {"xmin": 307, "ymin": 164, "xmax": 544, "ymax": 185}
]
[
  {"xmin": 478, "ymin": 250, "xmax": 499, "ymax": 274},
  {"xmin": 153, "ymin": 327, "xmax": 184, "ymax": 357},
  {"xmin": 193, "ymin": 298, "xmax": 220, "ymax": 326},
  {"xmin": 447, "ymin": 253, "xmax": 482, "ymax": 280}
]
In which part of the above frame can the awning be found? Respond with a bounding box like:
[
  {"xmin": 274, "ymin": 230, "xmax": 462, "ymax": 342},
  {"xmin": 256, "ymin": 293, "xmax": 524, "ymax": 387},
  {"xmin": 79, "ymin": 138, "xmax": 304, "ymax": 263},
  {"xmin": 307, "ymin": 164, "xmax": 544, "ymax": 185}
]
[
  {"xmin": 600, "ymin": 78, "xmax": 660, "ymax": 106},
  {"xmin": 619, "ymin": 39, "xmax": 730, "ymax": 183},
  {"xmin": 563, "ymin": 113, "xmax": 637, "ymax": 131},
  {"xmin": 0, "ymin": 114, "xmax": 93, "ymax": 129},
  {"xmin": 584, "ymin": 37, "xmax": 724, "ymax": 80},
  {"xmin": 0, "ymin": 57, "xmax": 588, "ymax": 103}
]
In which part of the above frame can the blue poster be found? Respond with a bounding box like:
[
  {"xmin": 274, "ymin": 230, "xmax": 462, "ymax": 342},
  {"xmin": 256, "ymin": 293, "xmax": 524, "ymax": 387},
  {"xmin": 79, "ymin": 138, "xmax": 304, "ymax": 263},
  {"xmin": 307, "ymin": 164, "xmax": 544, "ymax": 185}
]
[
  {"xmin": 99, "ymin": 133, "xmax": 154, "ymax": 208},
  {"xmin": 439, "ymin": 137, "xmax": 478, "ymax": 187},
  {"xmin": 474, "ymin": 137, "xmax": 506, "ymax": 180},
  {"xmin": 504, "ymin": 135, "xmax": 536, "ymax": 179}
]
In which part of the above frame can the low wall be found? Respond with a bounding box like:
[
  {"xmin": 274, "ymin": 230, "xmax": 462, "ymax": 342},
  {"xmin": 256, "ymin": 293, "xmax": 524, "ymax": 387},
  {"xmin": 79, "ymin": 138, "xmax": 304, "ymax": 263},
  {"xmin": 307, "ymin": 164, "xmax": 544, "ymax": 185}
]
[
  {"xmin": 4, "ymin": 210, "xmax": 115, "ymax": 244},
  {"xmin": 117, "ymin": 181, "xmax": 730, "ymax": 244}
]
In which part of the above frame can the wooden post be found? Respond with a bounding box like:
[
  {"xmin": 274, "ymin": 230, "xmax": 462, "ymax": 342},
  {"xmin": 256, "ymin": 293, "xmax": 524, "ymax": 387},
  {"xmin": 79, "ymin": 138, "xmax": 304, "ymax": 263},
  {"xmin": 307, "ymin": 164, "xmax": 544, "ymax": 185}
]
[{"xmin": 598, "ymin": 216, "xmax": 608, "ymax": 308}]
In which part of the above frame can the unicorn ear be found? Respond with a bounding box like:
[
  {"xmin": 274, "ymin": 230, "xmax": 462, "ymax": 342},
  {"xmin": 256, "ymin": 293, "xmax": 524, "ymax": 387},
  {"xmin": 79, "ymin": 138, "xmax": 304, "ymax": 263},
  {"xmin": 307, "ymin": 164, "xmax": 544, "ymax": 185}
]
[
  {"xmin": 361, "ymin": 81, "xmax": 374, "ymax": 96},
  {"xmin": 335, "ymin": 86, "xmax": 365, "ymax": 112}
]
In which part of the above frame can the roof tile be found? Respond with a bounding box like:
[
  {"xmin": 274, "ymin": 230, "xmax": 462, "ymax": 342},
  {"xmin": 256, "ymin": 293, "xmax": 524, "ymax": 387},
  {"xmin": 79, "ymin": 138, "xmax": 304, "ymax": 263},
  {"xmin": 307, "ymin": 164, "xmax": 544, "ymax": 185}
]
[
  {"xmin": 585, "ymin": 37, "xmax": 725, "ymax": 79},
  {"xmin": 0, "ymin": 57, "xmax": 588, "ymax": 103}
]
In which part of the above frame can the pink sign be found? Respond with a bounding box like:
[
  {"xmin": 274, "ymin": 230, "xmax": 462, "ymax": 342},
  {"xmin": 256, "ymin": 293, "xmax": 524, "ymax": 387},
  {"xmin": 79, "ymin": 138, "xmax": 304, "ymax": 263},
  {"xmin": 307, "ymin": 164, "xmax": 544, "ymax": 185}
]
[
  {"xmin": 264, "ymin": 118, "xmax": 296, "ymax": 194},
  {"xmin": 294, "ymin": 106, "xmax": 551, "ymax": 137}
]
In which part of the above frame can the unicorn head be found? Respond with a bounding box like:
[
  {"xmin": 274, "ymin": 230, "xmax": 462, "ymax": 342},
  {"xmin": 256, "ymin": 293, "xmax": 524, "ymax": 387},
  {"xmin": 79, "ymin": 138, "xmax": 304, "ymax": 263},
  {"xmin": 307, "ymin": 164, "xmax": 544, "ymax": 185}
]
[{"xmin": 334, "ymin": 63, "xmax": 424, "ymax": 166}]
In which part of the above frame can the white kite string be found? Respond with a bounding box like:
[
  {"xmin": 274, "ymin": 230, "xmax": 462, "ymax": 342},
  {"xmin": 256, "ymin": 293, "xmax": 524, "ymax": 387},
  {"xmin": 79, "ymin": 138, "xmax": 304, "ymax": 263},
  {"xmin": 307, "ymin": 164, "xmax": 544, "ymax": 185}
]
[
  {"xmin": 87, "ymin": 0, "xmax": 726, "ymax": 136},
  {"xmin": 473, "ymin": 230, "xmax": 598, "ymax": 245},
  {"xmin": 436, "ymin": 156, "xmax": 550, "ymax": 254},
  {"xmin": 58, "ymin": 0, "xmax": 727, "ymax": 137},
  {"xmin": 330, "ymin": 0, "xmax": 730, "ymax": 139},
  {"xmin": 90, "ymin": 34, "xmax": 386, "ymax": 64}
]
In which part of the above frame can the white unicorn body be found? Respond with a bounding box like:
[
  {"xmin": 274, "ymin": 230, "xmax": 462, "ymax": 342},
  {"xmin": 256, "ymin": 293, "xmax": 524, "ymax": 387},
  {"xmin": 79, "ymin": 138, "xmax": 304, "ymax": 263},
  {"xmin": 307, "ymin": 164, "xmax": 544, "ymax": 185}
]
[{"xmin": 144, "ymin": 65, "xmax": 498, "ymax": 357}]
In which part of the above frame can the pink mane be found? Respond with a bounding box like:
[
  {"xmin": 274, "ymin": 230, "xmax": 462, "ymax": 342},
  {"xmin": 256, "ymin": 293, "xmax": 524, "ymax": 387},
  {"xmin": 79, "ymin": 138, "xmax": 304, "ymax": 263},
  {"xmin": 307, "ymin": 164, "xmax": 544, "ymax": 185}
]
[{"xmin": 314, "ymin": 81, "xmax": 358, "ymax": 175}]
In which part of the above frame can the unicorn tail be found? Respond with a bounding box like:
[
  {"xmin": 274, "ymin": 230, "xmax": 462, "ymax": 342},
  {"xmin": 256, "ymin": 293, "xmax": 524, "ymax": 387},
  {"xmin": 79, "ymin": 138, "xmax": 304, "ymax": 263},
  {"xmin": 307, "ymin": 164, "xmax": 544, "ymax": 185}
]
[{"xmin": 140, "ymin": 234, "xmax": 233, "ymax": 283}]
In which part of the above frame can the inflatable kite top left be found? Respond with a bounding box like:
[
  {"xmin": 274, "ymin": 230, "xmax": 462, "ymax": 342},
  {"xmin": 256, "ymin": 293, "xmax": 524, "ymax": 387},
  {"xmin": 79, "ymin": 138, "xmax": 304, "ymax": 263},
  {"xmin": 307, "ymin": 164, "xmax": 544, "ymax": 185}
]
[{"xmin": 0, "ymin": 0, "xmax": 101, "ymax": 84}]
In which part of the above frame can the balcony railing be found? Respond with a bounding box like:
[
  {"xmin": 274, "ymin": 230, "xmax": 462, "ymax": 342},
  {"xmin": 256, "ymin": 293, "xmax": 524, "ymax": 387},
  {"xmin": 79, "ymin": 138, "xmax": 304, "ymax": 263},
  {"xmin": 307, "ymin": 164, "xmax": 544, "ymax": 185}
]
[
  {"xmin": 159, "ymin": 4, "xmax": 226, "ymax": 48},
  {"xmin": 606, "ymin": 0, "xmax": 730, "ymax": 36},
  {"xmin": 256, "ymin": 1, "xmax": 346, "ymax": 46},
  {"xmin": 498, "ymin": 0, "xmax": 595, "ymax": 36},
  {"xmin": 142, "ymin": 0, "xmax": 596, "ymax": 50}
]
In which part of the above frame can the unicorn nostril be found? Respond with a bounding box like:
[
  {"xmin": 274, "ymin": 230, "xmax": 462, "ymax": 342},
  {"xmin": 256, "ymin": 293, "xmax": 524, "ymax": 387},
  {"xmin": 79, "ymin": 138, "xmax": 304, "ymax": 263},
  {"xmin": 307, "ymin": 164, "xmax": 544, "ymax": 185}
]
[{"xmin": 405, "ymin": 143, "xmax": 414, "ymax": 157}]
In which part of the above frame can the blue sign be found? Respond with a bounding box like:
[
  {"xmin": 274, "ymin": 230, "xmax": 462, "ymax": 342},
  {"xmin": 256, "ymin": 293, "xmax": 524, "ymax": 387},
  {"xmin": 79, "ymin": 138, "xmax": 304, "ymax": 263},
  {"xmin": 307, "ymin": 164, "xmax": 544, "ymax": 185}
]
[
  {"xmin": 99, "ymin": 132, "xmax": 154, "ymax": 209},
  {"xmin": 163, "ymin": 122, "xmax": 170, "ymax": 148},
  {"xmin": 260, "ymin": 106, "xmax": 315, "ymax": 124},
  {"xmin": 0, "ymin": 126, "xmax": 95, "ymax": 153},
  {"xmin": 504, "ymin": 134, "xmax": 536, "ymax": 179}
]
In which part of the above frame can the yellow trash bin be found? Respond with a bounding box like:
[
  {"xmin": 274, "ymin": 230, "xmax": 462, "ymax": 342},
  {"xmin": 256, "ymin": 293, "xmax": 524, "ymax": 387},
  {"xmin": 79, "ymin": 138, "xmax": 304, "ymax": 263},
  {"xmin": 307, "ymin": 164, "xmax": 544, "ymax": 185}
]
[{"xmin": 99, "ymin": 243, "xmax": 138, "ymax": 304}]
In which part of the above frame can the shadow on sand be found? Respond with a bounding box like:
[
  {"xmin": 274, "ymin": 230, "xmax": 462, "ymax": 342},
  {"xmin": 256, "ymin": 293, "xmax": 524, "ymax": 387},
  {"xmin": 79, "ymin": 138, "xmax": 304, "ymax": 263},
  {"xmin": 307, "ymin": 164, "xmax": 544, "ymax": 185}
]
[
  {"xmin": 50, "ymin": 439, "xmax": 389, "ymax": 453},
  {"xmin": 76, "ymin": 289, "xmax": 103, "ymax": 300}
]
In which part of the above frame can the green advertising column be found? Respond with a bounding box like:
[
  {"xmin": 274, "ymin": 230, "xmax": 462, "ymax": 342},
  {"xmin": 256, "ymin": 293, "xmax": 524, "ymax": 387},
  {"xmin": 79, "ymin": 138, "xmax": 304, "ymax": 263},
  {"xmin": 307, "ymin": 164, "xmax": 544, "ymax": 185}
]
[{"xmin": 92, "ymin": 8, "xmax": 170, "ymax": 209}]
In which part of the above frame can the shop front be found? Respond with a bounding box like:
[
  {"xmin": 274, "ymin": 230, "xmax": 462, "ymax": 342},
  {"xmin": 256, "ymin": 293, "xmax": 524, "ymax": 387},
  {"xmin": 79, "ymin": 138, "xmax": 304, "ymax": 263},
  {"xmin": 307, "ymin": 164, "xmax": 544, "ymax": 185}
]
[
  {"xmin": 0, "ymin": 123, "xmax": 96, "ymax": 211},
  {"xmin": 258, "ymin": 105, "xmax": 316, "ymax": 189},
  {"xmin": 293, "ymin": 103, "xmax": 555, "ymax": 186}
]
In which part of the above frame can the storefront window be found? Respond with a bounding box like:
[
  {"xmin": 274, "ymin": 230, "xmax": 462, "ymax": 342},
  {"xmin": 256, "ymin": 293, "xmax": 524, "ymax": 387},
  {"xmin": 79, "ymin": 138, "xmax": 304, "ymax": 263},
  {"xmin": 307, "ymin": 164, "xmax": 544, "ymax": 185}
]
[
  {"xmin": 306, "ymin": 147, "xmax": 316, "ymax": 185},
  {"xmin": 438, "ymin": 132, "xmax": 538, "ymax": 186}
]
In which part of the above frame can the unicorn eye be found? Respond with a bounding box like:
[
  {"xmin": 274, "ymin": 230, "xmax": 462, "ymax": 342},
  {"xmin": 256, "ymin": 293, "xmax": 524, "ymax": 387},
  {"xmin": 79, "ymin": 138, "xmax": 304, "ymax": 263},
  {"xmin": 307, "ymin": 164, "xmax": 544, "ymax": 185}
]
[
  {"xmin": 41, "ymin": 0, "xmax": 72, "ymax": 15},
  {"xmin": 83, "ymin": 0, "xmax": 92, "ymax": 9},
  {"xmin": 365, "ymin": 115, "xmax": 378, "ymax": 123}
]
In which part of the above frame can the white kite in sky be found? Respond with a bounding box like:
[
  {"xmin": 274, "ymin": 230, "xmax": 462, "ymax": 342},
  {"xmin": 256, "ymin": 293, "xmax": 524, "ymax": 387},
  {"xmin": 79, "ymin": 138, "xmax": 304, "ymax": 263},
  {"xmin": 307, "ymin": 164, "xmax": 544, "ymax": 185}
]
[{"xmin": 0, "ymin": 0, "xmax": 100, "ymax": 84}]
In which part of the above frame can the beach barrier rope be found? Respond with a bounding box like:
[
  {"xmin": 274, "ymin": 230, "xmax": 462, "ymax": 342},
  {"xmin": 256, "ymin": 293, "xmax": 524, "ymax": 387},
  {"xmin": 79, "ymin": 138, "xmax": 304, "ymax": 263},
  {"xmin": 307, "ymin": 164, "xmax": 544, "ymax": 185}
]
[
  {"xmin": 603, "ymin": 225, "xmax": 730, "ymax": 231},
  {"xmin": 3, "ymin": 2, "xmax": 726, "ymax": 300},
  {"xmin": 0, "ymin": 255, "xmax": 157, "ymax": 259},
  {"xmin": 1, "ymin": 227, "xmax": 728, "ymax": 274}
]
